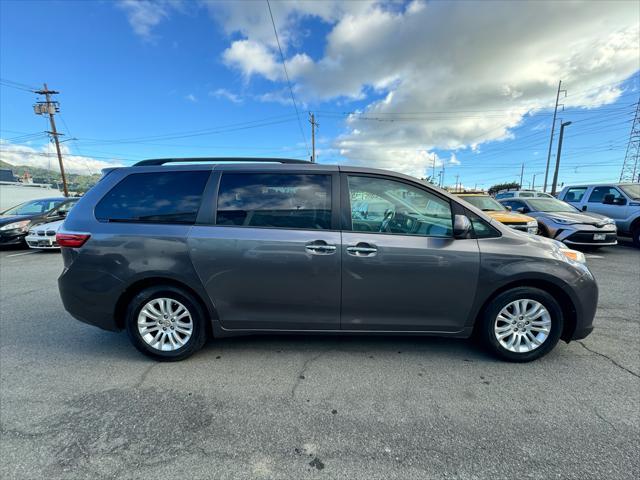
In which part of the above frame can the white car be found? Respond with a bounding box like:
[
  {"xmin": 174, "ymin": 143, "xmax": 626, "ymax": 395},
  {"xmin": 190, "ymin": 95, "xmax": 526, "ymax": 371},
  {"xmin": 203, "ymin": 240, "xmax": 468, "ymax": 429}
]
[
  {"xmin": 495, "ymin": 190, "xmax": 555, "ymax": 200},
  {"xmin": 25, "ymin": 219, "xmax": 64, "ymax": 250}
]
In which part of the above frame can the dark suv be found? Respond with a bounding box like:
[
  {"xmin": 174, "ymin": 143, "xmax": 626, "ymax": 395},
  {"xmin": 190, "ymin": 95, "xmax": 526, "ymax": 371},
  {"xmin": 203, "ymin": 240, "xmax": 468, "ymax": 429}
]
[{"xmin": 57, "ymin": 158, "xmax": 598, "ymax": 362}]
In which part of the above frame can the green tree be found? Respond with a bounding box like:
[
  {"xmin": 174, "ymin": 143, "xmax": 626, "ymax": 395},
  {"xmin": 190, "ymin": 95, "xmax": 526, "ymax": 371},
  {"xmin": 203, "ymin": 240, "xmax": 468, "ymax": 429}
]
[{"xmin": 488, "ymin": 182, "xmax": 520, "ymax": 196}]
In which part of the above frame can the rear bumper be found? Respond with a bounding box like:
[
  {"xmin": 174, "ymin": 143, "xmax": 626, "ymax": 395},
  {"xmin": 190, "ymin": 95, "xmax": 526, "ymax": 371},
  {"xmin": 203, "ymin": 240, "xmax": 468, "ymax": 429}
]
[{"xmin": 58, "ymin": 266, "xmax": 123, "ymax": 331}]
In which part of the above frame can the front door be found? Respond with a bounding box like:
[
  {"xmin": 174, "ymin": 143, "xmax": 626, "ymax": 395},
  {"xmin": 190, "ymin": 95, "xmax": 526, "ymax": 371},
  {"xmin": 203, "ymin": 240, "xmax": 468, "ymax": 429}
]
[
  {"xmin": 341, "ymin": 173, "xmax": 479, "ymax": 332},
  {"xmin": 189, "ymin": 171, "xmax": 341, "ymax": 330}
]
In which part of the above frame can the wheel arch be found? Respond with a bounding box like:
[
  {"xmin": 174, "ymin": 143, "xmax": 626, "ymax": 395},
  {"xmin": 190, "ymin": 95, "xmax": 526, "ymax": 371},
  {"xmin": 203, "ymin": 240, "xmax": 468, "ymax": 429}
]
[
  {"xmin": 472, "ymin": 278, "xmax": 577, "ymax": 342},
  {"xmin": 114, "ymin": 276, "xmax": 217, "ymax": 338}
]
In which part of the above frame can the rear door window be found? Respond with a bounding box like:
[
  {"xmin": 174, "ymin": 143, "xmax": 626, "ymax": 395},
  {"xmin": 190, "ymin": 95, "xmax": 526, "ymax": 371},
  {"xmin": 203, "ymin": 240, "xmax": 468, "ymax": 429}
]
[
  {"xmin": 216, "ymin": 173, "xmax": 332, "ymax": 230},
  {"xmin": 95, "ymin": 171, "xmax": 210, "ymax": 224},
  {"xmin": 563, "ymin": 187, "xmax": 588, "ymax": 202}
]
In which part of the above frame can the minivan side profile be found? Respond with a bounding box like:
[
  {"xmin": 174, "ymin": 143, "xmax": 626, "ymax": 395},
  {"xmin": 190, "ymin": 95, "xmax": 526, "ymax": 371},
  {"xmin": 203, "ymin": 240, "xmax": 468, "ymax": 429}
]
[{"xmin": 57, "ymin": 159, "xmax": 598, "ymax": 362}]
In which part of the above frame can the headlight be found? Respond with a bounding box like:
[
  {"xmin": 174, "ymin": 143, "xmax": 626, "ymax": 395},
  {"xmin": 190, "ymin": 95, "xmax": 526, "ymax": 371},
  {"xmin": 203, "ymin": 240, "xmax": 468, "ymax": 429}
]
[
  {"xmin": 603, "ymin": 218, "xmax": 615, "ymax": 225},
  {"xmin": 559, "ymin": 248, "xmax": 586, "ymax": 264},
  {"xmin": 0, "ymin": 220, "xmax": 30, "ymax": 231},
  {"xmin": 550, "ymin": 217, "xmax": 576, "ymax": 225},
  {"xmin": 526, "ymin": 220, "xmax": 538, "ymax": 234}
]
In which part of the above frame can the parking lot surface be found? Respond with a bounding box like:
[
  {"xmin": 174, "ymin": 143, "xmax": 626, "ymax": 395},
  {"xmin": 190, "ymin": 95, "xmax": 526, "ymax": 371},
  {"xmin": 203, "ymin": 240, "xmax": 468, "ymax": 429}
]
[{"xmin": 1, "ymin": 245, "xmax": 639, "ymax": 479}]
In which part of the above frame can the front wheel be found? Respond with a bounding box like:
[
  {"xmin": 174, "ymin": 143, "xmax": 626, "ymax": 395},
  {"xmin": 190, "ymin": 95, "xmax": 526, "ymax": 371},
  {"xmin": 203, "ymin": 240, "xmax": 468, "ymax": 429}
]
[
  {"xmin": 125, "ymin": 286, "xmax": 207, "ymax": 361},
  {"xmin": 479, "ymin": 287, "xmax": 563, "ymax": 362},
  {"xmin": 633, "ymin": 225, "xmax": 640, "ymax": 249}
]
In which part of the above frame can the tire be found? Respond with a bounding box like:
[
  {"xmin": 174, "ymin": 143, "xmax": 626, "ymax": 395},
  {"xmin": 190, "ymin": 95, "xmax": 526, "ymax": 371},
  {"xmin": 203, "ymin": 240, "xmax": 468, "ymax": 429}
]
[
  {"xmin": 633, "ymin": 225, "xmax": 640, "ymax": 249},
  {"xmin": 125, "ymin": 286, "xmax": 207, "ymax": 361},
  {"xmin": 479, "ymin": 287, "xmax": 563, "ymax": 362}
]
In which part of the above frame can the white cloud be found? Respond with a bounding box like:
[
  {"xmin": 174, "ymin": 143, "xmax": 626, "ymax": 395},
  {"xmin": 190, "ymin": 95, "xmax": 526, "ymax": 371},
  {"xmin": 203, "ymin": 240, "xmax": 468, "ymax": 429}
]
[
  {"xmin": 210, "ymin": 0, "xmax": 639, "ymax": 176},
  {"xmin": 185, "ymin": 93, "xmax": 197, "ymax": 102},
  {"xmin": 222, "ymin": 39, "xmax": 282, "ymax": 81},
  {"xmin": 117, "ymin": 0, "xmax": 184, "ymax": 40},
  {"xmin": 210, "ymin": 88, "xmax": 243, "ymax": 104},
  {"xmin": 0, "ymin": 140, "xmax": 122, "ymax": 175}
]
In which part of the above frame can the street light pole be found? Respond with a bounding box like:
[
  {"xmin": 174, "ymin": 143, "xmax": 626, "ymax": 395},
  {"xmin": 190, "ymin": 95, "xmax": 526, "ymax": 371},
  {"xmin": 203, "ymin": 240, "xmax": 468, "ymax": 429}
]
[{"xmin": 551, "ymin": 121, "xmax": 572, "ymax": 196}]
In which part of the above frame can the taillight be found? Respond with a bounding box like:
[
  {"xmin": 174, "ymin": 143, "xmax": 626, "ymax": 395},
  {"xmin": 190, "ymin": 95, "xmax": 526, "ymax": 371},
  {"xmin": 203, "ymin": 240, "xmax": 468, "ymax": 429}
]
[{"xmin": 56, "ymin": 233, "xmax": 91, "ymax": 248}]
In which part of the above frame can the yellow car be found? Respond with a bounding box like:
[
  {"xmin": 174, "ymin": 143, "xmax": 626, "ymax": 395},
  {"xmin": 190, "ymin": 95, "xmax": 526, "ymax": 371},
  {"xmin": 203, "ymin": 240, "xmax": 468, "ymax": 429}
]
[{"xmin": 457, "ymin": 194, "xmax": 538, "ymax": 234}]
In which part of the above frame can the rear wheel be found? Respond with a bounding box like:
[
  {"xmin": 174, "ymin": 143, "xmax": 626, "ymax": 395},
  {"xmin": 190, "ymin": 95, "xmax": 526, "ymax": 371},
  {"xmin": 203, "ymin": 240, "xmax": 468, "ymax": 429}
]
[
  {"xmin": 479, "ymin": 287, "xmax": 563, "ymax": 362},
  {"xmin": 125, "ymin": 286, "xmax": 207, "ymax": 361},
  {"xmin": 633, "ymin": 225, "xmax": 640, "ymax": 248}
]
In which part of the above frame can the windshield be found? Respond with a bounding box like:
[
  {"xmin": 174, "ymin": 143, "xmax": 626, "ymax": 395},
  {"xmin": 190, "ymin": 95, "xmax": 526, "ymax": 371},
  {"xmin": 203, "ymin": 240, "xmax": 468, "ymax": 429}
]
[
  {"xmin": 620, "ymin": 184, "xmax": 640, "ymax": 199},
  {"xmin": 460, "ymin": 196, "xmax": 505, "ymax": 211},
  {"xmin": 2, "ymin": 199, "xmax": 63, "ymax": 216},
  {"xmin": 527, "ymin": 198, "xmax": 578, "ymax": 213}
]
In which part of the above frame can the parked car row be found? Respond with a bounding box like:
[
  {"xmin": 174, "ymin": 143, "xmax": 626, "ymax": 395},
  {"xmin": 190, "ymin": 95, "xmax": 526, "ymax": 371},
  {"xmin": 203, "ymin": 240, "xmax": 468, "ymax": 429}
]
[
  {"xmin": 457, "ymin": 182, "xmax": 640, "ymax": 250},
  {"xmin": 0, "ymin": 197, "xmax": 78, "ymax": 247}
]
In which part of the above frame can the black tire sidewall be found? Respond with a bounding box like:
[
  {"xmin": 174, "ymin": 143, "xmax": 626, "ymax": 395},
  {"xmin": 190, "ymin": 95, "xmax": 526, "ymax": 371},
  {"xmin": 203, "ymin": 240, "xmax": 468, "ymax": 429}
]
[
  {"xmin": 481, "ymin": 287, "xmax": 563, "ymax": 362},
  {"xmin": 126, "ymin": 286, "xmax": 206, "ymax": 361},
  {"xmin": 633, "ymin": 226, "xmax": 640, "ymax": 248}
]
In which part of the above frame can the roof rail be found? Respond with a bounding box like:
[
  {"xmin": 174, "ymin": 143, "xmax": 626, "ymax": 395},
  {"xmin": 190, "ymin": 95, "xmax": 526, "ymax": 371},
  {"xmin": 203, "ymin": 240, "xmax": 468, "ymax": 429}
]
[{"xmin": 133, "ymin": 157, "xmax": 311, "ymax": 167}]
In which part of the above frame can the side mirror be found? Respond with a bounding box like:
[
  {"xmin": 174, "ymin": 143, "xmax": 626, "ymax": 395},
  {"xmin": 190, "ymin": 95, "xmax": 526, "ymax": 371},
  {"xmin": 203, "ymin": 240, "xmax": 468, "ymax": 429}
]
[
  {"xmin": 505, "ymin": 205, "xmax": 512, "ymax": 211},
  {"xmin": 58, "ymin": 210, "xmax": 67, "ymax": 218},
  {"xmin": 516, "ymin": 207, "xmax": 528, "ymax": 214},
  {"xmin": 453, "ymin": 214, "xmax": 472, "ymax": 239}
]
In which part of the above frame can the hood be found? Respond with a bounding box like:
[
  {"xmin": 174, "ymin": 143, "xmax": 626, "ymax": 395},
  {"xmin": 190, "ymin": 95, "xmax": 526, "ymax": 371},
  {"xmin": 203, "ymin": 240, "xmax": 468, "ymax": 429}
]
[
  {"xmin": 30, "ymin": 219, "xmax": 64, "ymax": 231},
  {"xmin": 0, "ymin": 215, "xmax": 31, "ymax": 225},
  {"xmin": 484, "ymin": 210, "xmax": 536, "ymax": 223},
  {"xmin": 536, "ymin": 211, "xmax": 610, "ymax": 225}
]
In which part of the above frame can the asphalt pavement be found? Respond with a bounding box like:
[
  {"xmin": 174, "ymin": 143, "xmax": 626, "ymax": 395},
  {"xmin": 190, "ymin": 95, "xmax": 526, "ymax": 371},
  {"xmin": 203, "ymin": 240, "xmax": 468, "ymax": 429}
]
[{"xmin": 1, "ymin": 244, "xmax": 638, "ymax": 479}]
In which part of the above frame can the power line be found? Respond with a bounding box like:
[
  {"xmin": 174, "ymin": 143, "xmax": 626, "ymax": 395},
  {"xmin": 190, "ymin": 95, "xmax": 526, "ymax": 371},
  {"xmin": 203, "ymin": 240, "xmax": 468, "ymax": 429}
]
[
  {"xmin": 0, "ymin": 78, "xmax": 37, "ymax": 92},
  {"xmin": 266, "ymin": 0, "xmax": 310, "ymax": 158}
]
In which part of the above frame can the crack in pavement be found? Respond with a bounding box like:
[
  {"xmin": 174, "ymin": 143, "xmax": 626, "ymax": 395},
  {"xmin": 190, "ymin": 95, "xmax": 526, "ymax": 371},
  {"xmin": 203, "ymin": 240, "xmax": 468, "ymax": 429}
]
[
  {"xmin": 136, "ymin": 362, "xmax": 158, "ymax": 388},
  {"xmin": 291, "ymin": 352, "xmax": 326, "ymax": 400},
  {"xmin": 576, "ymin": 341, "xmax": 640, "ymax": 379}
]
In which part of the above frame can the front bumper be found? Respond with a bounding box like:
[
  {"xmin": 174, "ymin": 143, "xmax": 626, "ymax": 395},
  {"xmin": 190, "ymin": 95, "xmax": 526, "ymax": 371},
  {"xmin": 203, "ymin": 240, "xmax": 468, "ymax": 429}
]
[
  {"xmin": 0, "ymin": 230, "xmax": 27, "ymax": 246},
  {"xmin": 26, "ymin": 234, "xmax": 59, "ymax": 249},
  {"xmin": 567, "ymin": 266, "xmax": 599, "ymax": 341},
  {"xmin": 549, "ymin": 224, "xmax": 618, "ymax": 246}
]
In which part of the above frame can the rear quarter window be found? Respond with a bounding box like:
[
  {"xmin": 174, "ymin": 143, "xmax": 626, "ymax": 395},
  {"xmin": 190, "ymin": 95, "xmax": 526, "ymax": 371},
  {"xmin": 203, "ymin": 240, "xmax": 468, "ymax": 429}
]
[{"xmin": 95, "ymin": 171, "xmax": 210, "ymax": 224}]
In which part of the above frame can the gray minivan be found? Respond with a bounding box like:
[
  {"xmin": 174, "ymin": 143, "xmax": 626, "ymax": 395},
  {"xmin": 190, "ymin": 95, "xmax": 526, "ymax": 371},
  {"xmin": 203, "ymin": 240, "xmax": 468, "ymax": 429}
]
[{"xmin": 57, "ymin": 159, "xmax": 598, "ymax": 362}]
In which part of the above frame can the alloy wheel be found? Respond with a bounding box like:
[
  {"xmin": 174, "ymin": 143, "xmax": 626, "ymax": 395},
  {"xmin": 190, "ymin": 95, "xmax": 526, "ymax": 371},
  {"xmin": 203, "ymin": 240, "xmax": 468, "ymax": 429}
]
[
  {"xmin": 137, "ymin": 298, "xmax": 193, "ymax": 351},
  {"xmin": 494, "ymin": 299, "xmax": 551, "ymax": 353}
]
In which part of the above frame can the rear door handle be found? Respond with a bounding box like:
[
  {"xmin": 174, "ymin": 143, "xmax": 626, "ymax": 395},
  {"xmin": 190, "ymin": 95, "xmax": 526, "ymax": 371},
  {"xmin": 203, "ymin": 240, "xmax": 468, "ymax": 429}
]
[
  {"xmin": 346, "ymin": 242, "xmax": 378, "ymax": 257},
  {"xmin": 305, "ymin": 241, "xmax": 337, "ymax": 255}
]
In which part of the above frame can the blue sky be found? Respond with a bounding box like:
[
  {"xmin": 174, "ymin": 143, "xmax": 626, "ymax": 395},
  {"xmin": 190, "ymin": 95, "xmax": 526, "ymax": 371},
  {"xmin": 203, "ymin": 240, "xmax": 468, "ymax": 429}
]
[{"xmin": 1, "ymin": 0, "xmax": 638, "ymax": 190}]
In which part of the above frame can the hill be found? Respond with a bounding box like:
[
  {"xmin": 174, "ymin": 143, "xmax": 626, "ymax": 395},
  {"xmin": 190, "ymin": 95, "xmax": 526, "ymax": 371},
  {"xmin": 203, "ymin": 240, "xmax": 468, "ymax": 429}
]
[{"xmin": 0, "ymin": 160, "xmax": 101, "ymax": 193}]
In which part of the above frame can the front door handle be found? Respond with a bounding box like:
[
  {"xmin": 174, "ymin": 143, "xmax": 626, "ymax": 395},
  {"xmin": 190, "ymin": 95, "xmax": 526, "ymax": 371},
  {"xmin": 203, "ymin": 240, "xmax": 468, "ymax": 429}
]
[
  {"xmin": 305, "ymin": 240, "xmax": 337, "ymax": 255},
  {"xmin": 582, "ymin": 205, "xmax": 587, "ymax": 211},
  {"xmin": 346, "ymin": 242, "xmax": 378, "ymax": 257}
]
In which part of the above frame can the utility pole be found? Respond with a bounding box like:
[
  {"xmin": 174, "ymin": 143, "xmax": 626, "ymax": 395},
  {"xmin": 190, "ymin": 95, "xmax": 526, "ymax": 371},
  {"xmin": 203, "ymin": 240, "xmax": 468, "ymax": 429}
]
[
  {"xmin": 532, "ymin": 174, "xmax": 536, "ymax": 191},
  {"xmin": 519, "ymin": 163, "xmax": 524, "ymax": 188},
  {"xmin": 34, "ymin": 83, "xmax": 68, "ymax": 197},
  {"xmin": 551, "ymin": 121, "xmax": 572, "ymax": 196},
  {"xmin": 455, "ymin": 174, "xmax": 460, "ymax": 192},
  {"xmin": 309, "ymin": 112, "xmax": 318, "ymax": 163},
  {"xmin": 441, "ymin": 163, "xmax": 445, "ymax": 188},
  {"xmin": 432, "ymin": 153, "xmax": 436, "ymax": 184},
  {"xmin": 543, "ymin": 80, "xmax": 566, "ymax": 192}
]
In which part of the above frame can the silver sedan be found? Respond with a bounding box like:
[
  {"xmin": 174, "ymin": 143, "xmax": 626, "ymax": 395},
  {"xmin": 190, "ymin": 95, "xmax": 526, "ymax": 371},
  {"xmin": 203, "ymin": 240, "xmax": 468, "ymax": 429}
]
[{"xmin": 498, "ymin": 197, "xmax": 617, "ymax": 248}]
